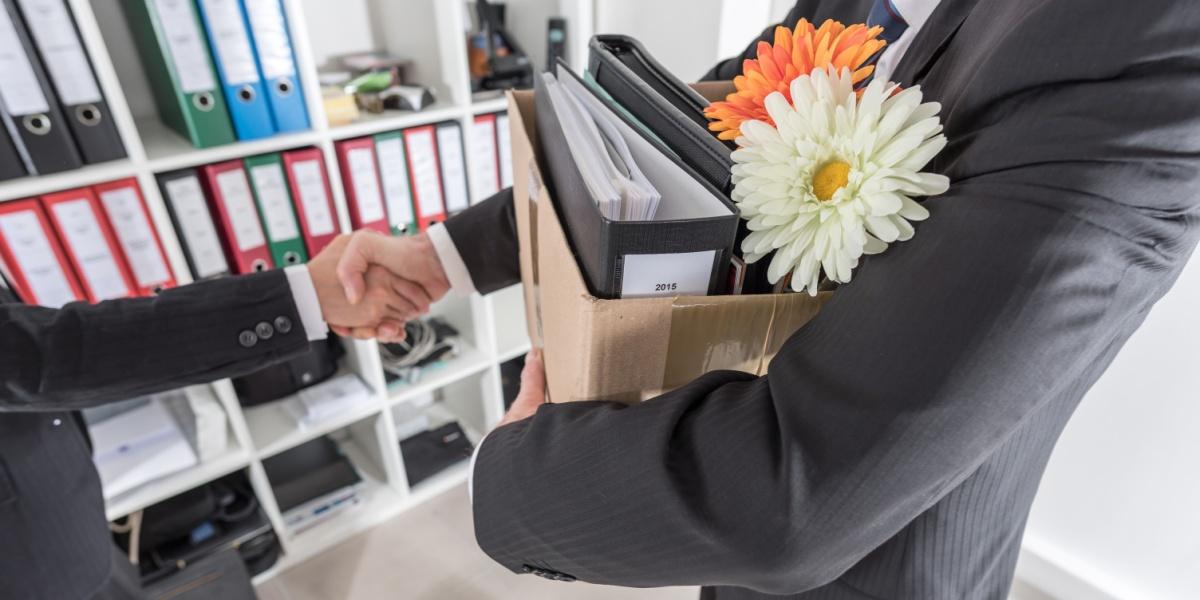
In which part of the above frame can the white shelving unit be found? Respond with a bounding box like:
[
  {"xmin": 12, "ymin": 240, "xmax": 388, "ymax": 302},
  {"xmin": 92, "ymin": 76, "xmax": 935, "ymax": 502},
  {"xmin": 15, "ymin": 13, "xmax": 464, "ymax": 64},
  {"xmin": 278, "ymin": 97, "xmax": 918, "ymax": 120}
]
[{"xmin": 0, "ymin": 0, "xmax": 591, "ymax": 583}]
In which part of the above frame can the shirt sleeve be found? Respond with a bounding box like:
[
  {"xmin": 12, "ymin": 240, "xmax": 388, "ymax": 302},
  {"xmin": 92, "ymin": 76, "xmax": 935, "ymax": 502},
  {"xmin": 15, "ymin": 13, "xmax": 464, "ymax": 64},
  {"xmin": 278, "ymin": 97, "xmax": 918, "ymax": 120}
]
[
  {"xmin": 428, "ymin": 223, "xmax": 477, "ymax": 296},
  {"xmin": 284, "ymin": 265, "xmax": 328, "ymax": 342}
]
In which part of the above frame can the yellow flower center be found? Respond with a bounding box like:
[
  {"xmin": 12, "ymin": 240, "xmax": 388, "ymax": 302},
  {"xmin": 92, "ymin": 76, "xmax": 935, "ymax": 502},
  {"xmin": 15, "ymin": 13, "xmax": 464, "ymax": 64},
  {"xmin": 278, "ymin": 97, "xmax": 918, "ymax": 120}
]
[{"xmin": 812, "ymin": 160, "xmax": 851, "ymax": 202}]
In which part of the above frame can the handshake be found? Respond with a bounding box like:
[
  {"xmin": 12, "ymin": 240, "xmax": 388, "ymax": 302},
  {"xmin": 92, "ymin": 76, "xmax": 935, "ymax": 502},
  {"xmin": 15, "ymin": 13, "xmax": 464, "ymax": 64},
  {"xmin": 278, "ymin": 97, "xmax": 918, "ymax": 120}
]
[{"xmin": 306, "ymin": 230, "xmax": 452, "ymax": 343}]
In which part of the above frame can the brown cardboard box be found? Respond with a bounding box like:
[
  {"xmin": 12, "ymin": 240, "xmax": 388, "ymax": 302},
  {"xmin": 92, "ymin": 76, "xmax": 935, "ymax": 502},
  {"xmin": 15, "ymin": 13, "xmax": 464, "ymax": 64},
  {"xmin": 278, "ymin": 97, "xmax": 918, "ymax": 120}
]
[{"xmin": 507, "ymin": 84, "xmax": 831, "ymax": 404}]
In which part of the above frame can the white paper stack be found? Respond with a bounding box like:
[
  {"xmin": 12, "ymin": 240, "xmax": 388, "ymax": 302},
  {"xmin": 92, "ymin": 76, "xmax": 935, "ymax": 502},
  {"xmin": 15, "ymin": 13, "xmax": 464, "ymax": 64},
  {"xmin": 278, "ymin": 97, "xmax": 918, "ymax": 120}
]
[
  {"xmin": 283, "ymin": 373, "xmax": 374, "ymax": 429},
  {"xmin": 163, "ymin": 386, "xmax": 229, "ymax": 462},
  {"xmin": 543, "ymin": 74, "xmax": 661, "ymax": 221},
  {"xmin": 90, "ymin": 398, "xmax": 198, "ymax": 498}
]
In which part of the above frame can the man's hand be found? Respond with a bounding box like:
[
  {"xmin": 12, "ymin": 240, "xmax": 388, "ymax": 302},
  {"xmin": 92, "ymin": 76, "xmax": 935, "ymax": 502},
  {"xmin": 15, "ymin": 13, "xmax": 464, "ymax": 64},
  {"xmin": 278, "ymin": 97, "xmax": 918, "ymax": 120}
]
[
  {"xmin": 337, "ymin": 230, "xmax": 451, "ymax": 309},
  {"xmin": 498, "ymin": 349, "xmax": 545, "ymax": 427},
  {"xmin": 308, "ymin": 234, "xmax": 431, "ymax": 341}
]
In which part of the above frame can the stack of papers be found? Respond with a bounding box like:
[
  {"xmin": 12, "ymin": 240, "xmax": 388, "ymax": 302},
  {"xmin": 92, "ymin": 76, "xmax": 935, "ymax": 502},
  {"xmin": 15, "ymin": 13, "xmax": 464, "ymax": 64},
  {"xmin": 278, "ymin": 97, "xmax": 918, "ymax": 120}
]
[
  {"xmin": 89, "ymin": 398, "xmax": 198, "ymax": 498},
  {"xmin": 283, "ymin": 373, "xmax": 374, "ymax": 429},
  {"xmin": 543, "ymin": 74, "xmax": 661, "ymax": 221}
]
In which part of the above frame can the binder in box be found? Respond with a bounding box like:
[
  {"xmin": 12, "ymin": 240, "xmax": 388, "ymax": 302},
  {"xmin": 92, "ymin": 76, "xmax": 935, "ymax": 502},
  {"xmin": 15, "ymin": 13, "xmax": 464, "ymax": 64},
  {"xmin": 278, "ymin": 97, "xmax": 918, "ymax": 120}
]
[
  {"xmin": 534, "ymin": 66, "xmax": 737, "ymax": 299},
  {"xmin": 506, "ymin": 84, "xmax": 829, "ymax": 404}
]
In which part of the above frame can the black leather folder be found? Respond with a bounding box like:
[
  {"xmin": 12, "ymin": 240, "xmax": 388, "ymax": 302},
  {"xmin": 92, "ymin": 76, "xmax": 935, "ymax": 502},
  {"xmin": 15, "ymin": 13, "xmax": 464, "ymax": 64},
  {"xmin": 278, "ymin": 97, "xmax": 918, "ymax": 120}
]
[
  {"xmin": 588, "ymin": 35, "xmax": 734, "ymax": 193},
  {"xmin": 535, "ymin": 64, "xmax": 738, "ymax": 299}
]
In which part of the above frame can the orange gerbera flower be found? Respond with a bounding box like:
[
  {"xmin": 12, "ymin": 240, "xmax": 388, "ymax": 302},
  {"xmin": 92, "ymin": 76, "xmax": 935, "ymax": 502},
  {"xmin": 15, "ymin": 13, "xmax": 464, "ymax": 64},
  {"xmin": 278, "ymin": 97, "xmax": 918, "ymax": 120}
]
[{"xmin": 705, "ymin": 19, "xmax": 887, "ymax": 141}]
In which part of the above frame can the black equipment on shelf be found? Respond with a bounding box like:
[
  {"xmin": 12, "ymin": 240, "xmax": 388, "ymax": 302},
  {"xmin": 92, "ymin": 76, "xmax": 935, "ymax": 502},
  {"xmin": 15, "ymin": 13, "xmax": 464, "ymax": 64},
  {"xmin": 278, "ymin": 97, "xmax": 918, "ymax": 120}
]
[
  {"xmin": 475, "ymin": 0, "xmax": 533, "ymax": 91},
  {"xmin": 400, "ymin": 421, "xmax": 475, "ymax": 487}
]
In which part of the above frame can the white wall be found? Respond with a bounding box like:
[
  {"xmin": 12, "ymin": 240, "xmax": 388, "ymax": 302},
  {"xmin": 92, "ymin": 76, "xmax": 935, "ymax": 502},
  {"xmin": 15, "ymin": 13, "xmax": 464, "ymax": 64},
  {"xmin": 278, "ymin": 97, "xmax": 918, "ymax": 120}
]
[
  {"xmin": 1019, "ymin": 251, "xmax": 1200, "ymax": 600},
  {"xmin": 593, "ymin": 0, "xmax": 725, "ymax": 81}
]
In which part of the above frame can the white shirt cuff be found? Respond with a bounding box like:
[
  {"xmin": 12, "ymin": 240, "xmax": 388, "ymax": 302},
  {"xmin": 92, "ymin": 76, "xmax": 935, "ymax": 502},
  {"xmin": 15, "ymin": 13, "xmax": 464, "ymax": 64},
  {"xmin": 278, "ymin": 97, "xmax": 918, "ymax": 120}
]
[
  {"xmin": 285, "ymin": 265, "xmax": 328, "ymax": 342},
  {"xmin": 427, "ymin": 223, "xmax": 476, "ymax": 296},
  {"xmin": 467, "ymin": 432, "xmax": 488, "ymax": 504}
]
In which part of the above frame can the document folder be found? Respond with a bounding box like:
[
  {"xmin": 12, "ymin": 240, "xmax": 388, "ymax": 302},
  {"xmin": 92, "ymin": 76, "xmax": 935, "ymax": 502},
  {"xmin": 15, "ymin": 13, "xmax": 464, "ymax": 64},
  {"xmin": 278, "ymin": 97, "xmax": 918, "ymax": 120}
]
[
  {"xmin": 335, "ymin": 137, "xmax": 389, "ymax": 234},
  {"xmin": 159, "ymin": 169, "xmax": 231, "ymax": 280},
  {"xmin": 588, "ymin": 35, "xmax": 733, "ymax": 193},
  {"xmin": 536, "ymin": 65, "xmax": 737, "ymax": 299},
  {"xmin": 195, "ymin": 0, "xmax": 275, "ymax": 140},
  {"xmin": 245, "ymin": 153, "xmax": 307, "ymax": 266},
  {"xmin": 403, "ymin": 126, "xmax": 446, "ymax": 230},
  {"xmin": 0, "ymin": 0, "xmax": 82, "ymax": 174},
  {"xmin": 373, "ymin": 131, "xmax": 417, "ymax": 236},
  {"xmin": 42, "ymin": 187, "xmax": 136, "ymax": 302},
  {"xmin": 470, "ymin": 113, "xmax": 501, "ymax": 200},
  {"xmin": 94, "ymin": 178, "xmax": 176, "ymax": 295},
  {"xmin": 435, "ymin": 121, "xmax": 470, "ymax": 213},
  {"xmin": 121, "ymin": 0, "xmax": 236, "ymax": 148},
  {"xmin": 15, "ymin": 0, "xmax": 126, "ymax": 164},
  {"xmin": 0, "ymin": 198, "xmax": 83, "ymax": 306},
  {"xmin": 282, "ymin": 147, "xmax": 338, "ymax": 255},
  {"xmin": 241, "ymin": 0, "xmax": 308, "ymax": 133},
  {"xmin": 200, "ymin": 160, "xmax": 273, "ymax": 273}
]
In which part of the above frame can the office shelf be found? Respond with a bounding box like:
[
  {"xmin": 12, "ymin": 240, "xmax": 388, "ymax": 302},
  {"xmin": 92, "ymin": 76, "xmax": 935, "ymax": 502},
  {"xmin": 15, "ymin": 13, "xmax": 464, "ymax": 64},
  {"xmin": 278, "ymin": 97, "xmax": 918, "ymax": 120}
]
[
  {"xmin": 104, "ymin": 440, "xmax": 253, "ymax": 521},
  {"xmin": 0, "ymin": 0, "xmax": 569, "ymax": 583}
]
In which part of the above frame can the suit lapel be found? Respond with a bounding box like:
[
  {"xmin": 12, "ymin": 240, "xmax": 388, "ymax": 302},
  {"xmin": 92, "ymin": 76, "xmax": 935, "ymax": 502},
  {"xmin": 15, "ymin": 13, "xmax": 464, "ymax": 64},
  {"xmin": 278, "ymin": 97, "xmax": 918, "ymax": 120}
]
[{"xmin": 890, "ymin": 0, "xmax": 984, "ymax": 86}]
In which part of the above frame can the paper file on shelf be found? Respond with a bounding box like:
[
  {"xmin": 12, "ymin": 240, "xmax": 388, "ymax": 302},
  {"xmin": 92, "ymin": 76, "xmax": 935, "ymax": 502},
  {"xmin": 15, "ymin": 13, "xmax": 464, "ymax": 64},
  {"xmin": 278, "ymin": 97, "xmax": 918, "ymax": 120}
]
[
  {"xmin": 163, "ymin": 385, "xmax": 229, "ymax": 462},
  {"xmin": 282, "ymin": 373, "xmax": 373, "ymax": 429},
  {"xmin": 88, "ymin": 396, "xmax": 198, "ymax": 498},
  {"xmin": 542, "ymin": 73, "xmax": 661, "ymax": 222}
]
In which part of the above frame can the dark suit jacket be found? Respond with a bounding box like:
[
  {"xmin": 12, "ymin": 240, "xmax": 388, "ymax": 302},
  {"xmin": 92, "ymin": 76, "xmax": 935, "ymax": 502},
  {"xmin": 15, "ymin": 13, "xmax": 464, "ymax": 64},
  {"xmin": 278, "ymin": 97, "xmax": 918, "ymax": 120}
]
[
  {"xmin": 0, "ymin": 270, "xmax": 310, "ymax": 599},
  {"xmin": 449, "ymin": 0, "xmax": 1200, "ymax": 598}
]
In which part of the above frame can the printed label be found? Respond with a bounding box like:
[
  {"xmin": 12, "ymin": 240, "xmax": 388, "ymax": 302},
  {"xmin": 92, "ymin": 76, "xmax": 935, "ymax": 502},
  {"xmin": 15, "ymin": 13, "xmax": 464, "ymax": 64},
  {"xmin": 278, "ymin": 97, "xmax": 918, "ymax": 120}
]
[{"xmin": 620, "ymin": 250, "xmax": 715, "ymax": 298}]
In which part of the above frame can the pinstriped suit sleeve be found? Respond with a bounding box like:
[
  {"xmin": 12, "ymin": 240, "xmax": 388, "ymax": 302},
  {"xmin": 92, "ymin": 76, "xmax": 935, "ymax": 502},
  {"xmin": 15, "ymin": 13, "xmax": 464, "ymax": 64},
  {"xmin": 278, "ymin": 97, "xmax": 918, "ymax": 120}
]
[
  {"xmin": 0, "ymin": 270, "xmax": 310, "ymax": 411},
  {"xmin": 469, "ymin": 1, "xmax": 1200, "ymax": 594}
]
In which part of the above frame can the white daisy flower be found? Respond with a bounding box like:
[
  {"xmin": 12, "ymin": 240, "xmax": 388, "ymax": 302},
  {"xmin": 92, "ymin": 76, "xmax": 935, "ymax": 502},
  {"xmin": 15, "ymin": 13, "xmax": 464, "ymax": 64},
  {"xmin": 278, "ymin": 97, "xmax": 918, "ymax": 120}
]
[{"xmin": 730, "ymin": 67, "xmax": 950, "ymax": 295}]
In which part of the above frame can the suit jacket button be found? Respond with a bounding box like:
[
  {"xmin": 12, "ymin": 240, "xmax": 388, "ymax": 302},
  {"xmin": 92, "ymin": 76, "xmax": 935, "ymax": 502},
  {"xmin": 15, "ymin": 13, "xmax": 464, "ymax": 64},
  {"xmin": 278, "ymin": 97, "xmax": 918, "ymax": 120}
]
[
  {"xmin": 274, "ymin": 315, "xmax": 293, "ymax": 335},
  {"xmin": 238, "ymin": 330, "xmax": 258, "ymax": 348},
  {"xmin": 255, "ymin": 321, "xmax": 274, "ymax": 340}
]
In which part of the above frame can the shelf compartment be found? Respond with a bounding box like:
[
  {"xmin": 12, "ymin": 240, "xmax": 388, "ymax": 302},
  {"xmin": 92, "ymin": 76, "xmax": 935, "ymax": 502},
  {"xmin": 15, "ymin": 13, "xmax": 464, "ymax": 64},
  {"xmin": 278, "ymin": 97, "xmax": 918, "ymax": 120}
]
[
  {"xmin": 325, "ymin": 101, "xmax": 463, "ymax": 141},
  {"xmin": 104, "ymin": 439, "xmax": 252, "ymax": 521},
  {"xmin": 243, "ymin": 370, "xmax": 383, "ymax": 460},
  {"xmin": 0, "ymin": 160, "xmax": 139, "ymax": 203}
]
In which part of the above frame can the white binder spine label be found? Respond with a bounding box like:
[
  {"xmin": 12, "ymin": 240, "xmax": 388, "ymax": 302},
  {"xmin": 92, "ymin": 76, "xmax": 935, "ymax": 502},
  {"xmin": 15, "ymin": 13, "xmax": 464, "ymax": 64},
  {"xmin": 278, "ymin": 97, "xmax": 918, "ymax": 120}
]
[
  {"xmin": 375, "ymin": 137, "xmax": 414, "ymax": 229},
  {"xmin": 496, "ymin": 113, "xmax": 513, "ymax": 188},
  {"xmin": 437, "ymin": 124, "xmax": 470, "ymax": 212},
  {"xmin": 215, "ymin": 169, "xmax": 266, "ymax": 251},
  {"xmin": 347, "ymin": 147, "xmax": 385, "ymax": 224},
  {"xmin": 198, "ymin": 0, "xmax": 259, "ymax": 85},
  {"xmin": 0, "ymin": 6, "xmax": 50, "ymax": 115},
  {"xmin": 243, "ymin": 0, "xmax": 294, "ymax": 80},
  {"xmin": 99, "ymin": 187, "xmax": 171, "ymax": 286},
  {"xmin": 50, "ymin": 199, "xmax": 128, "ymax": 300},
  {"xmin": 17, "ymin": 0, "xmax": 102, "ymax": 105},
  {"xmin": 470, "ymin": 118, "xmax": 500, "ymax": 199},
  {"xmin": 17, "ymin": 0, "xmax": 102, "ymax": 106},
  {"xmin": 165, "ymin": 176, "xmax": 227, "ymax": 278},
  {"xmin": 0, "ymin": 210, "xmax": 75, "ymax": 307},
  {"xmin": 153, "ymin": 0, "xmax": 216, "ymax": 93},
  {"xmin": 620, "ymin": 250, "xmax": 715, "ymax": 298},
  {"xmin": 249, "ymin": 163, "xmax": 300, "ymax": 241},
  {"xmin": 292, "ymin": 159, "xmax": 335, "ymax": 236},
  {"xmin": 406, "ymin": 129, "xmax": 444, "ymax": 218}
]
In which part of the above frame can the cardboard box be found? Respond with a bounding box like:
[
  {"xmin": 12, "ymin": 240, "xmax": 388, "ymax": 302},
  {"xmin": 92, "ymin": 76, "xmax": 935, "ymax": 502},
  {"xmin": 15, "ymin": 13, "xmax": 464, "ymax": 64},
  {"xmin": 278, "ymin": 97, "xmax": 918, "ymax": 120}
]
[{"xmin": 507, "ymin": 84, "xmax": 832, "ymax": 404}]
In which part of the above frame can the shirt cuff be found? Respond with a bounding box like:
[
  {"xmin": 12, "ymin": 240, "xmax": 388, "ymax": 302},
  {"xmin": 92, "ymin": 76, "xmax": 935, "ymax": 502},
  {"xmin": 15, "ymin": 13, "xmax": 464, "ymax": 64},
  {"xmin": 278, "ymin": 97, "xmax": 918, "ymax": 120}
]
[
  {"xmin": 285, "ymin": 265, "xmax": 328, "ymax": 342},
  {"xmin": 467, "ymin": 432, "xmax": 488, "ymax": 504},
  {"xmin": 427, "ymin": 223, "xmax": 476, "ymax": 296}
]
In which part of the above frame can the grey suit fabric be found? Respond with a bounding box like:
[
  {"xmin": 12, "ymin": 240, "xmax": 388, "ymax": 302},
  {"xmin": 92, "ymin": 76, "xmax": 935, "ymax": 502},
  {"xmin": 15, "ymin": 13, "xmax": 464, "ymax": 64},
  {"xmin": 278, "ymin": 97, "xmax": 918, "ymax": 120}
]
[
  {"xmin": 0, "ymin": 270, "xmax": 310, "ymax": 599},
  {"xmin": 463, "ymin": 0, "xmax": 1200, "ymax": 598}
]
